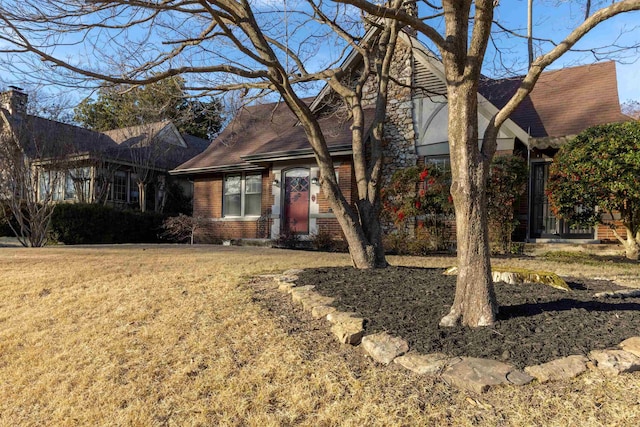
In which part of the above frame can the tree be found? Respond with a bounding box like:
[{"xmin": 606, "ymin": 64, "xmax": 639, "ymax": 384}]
[
  {"xmin": 340, "ymin": 0, "xmax": 640, "ymax": 327},
  {"xmin": 161, "ymin": 214, "xmax": 207, "ymax": 245},
  {"xmin": 0, "ymin": 1, "xmax": 639, "ymax": 325},
  {"xmin": 0, "ymin": 108, "xmax": 71, "ymax": 246},
  {"xmin": 74, "ymin": 77, "xmax": 225, "ymax": 139},
  {"xmin": 622, "ymin": 100, "xmax": 640, "ymax": 119},
  {"xmin": 547, "ymin": 121, "xmax": 640, "ymax": 260},
  {"xmin": 0, "ymin": 1, "xmax": 408, "ymax": 268}
]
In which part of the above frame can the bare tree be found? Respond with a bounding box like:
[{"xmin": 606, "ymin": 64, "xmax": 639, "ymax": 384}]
[
  {"xmin": 622, "ymin": 99, "xmax": 640, "ymax": 119},
  {"xmin": 0, "ymin": 108, "xmax": 67, "ymax": 246},
  {"xmin": 338, "ymin": 0, "xmax": 640, "ymax": 327},
  {"xmin": 0, "ymin": 1, "xmax": 639, "ymax": 324},
  {"xmin": 161, "ymin": 214, "xmax": 207, "ymax": 244},
  {"xmin": 0, "ymin": 0, "xmax": 407, "ymax": 268}
]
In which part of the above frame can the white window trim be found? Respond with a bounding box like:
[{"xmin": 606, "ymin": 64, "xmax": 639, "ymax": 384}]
[{"xmin": 222, "ymin": 172, "xmax": 262, "ymax": 218}]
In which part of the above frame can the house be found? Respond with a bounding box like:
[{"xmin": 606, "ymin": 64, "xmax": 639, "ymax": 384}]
[
  {"xmin": 171, "ymin": 32, "xmax": 628, "ymax": 244},
  {"xmin": 0, "ymin": 88, "xmax": 210, "ymax": 212}
]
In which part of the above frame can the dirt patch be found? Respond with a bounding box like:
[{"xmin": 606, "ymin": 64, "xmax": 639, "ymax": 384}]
[{"xmin": 294, "ymin": 266, "xmax": 640, "ymax": 369}]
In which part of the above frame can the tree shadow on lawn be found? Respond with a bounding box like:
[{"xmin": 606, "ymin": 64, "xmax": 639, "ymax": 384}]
[{"xmin": 296, "ymin": 266, "xmax": 640, "ymax": 370}]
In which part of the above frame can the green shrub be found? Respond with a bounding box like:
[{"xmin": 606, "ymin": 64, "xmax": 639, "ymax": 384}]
[
  {"xmin": 486, "ymin": 155, "xmax": 528, "ymax": 255},
  {"xmin": 51, "ymin": 203, "xmax": 165, "ymax": 245}
]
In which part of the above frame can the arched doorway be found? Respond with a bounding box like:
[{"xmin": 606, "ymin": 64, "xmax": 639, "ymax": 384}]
[{"xmin": 282, "ymin": 168, "xmax": 310, "ymax": 235}]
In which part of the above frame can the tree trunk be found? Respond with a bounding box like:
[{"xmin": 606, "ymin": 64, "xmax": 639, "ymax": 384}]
[
  {"xmin": 622, "ymin": 227, "xmax": 640, "ymax": 260},
  {"xmin": 138, "ymin": 181, "xmax": 146, "ymax": 212},
  {"xmin": 318, "ymin": 177, "xmax": 384, "ymax": 269},
  {"xmin": 282, "ymin": 92, "xmax": 387, "ymax": 270},
  {"xmin": 439, "ymin": 79, "xmax": 497, "ymax": 327},
  {"xmin": 624, "ymin": 242, "xmax": 640, "ymax": 260},
  {"xmin": 612, "ymin": 226, "xmax": 640, "ymax": 260}
]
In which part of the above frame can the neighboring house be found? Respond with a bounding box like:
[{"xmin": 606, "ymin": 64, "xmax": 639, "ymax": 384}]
[
  {"xmin": 171, "ymin": 32, "xmax": 628, "ymax": 244},
  {"xmin": 0, "ymin": 88, "xmax": 210, "ymax": 212}
]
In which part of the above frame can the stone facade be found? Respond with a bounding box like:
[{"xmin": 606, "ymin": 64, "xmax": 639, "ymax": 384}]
[{"xmin": 362, "ymin": 38, "xmax": 418, "ymax": 185}]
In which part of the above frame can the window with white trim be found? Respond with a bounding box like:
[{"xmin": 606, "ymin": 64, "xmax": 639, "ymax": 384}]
[
  {"xmin": 424, "ymin": 156, "xmax": 451, "ymax": 174},
  {"xmin": 113, "ymin": 171, "xmax": 127, "ymax": 202},
  {"xmin": 244, "ymin": 174, "xmax": 262, "ymax": 216},
  {"xmin": 38, "ymin": 170, "xmax": 65, "ymax": 201},
  {"xmin": 223, "ymin": 173, "xmax": 262, "ymax": 217}
]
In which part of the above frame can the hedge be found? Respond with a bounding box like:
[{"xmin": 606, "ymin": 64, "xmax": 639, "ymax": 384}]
[{"xmin": 51, "ymin": 203, "xmax": 166, "ymax": 245}]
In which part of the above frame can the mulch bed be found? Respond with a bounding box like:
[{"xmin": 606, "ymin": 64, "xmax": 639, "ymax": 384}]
[{"xmin": 295, "ymin": 266, "xmax": 640, "ymax": 369}]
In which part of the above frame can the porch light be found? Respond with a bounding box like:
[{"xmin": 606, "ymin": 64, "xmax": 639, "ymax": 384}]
[
  {"xmin": 311, "ymin": 177, "xmax": 319, "ymax": 185},
  {"xmin": 272, "ymin": 179, "xmax": 280, "ymax": 187}
]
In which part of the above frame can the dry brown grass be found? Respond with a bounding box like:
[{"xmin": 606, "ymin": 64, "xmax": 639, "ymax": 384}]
[{"xmin": 0, "ymin": 245, "xmax": 639, "ymax": 426}]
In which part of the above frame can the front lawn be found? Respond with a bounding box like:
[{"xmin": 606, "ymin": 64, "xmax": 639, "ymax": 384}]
[{"xmin": 0, "ymin": 245, "xmax": 638, "ymax": 425}]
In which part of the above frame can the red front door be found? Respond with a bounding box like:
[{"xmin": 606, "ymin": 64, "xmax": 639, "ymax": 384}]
[{"xmin": 283, "ymin": 170, "xmax": 310, "ymax": 235}]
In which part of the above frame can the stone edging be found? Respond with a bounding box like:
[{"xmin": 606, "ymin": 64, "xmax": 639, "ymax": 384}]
[{"xmin": 270, "ymin": 269, "xmax": 640, "ymax": 394}]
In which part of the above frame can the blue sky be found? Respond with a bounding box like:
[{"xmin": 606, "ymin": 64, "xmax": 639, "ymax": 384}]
[
  {"xmin": 0, "ymin": 1, "xmax": 638, "ymax": 109},
  {"xmin": 490, "ymin": 1, "xmax": 640, "ymax": 103}
]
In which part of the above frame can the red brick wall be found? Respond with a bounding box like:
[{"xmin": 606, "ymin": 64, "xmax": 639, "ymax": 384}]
[
  {"xmin": 193, "ymin": 175, "xmax": 222, "ymax": 218},
  {"xmin": 192, "ymin": 171, "xmax": 272, "ymax": 242},
  {"xmin": 316, "ymin": 218, "xmax": 345, "ymax": 239},
  {"xmin": 192, "ymin": 165, "xmax": 355, "ymax": 241},
  {"xmin": 316, "ymin": 161, "xmax": 355, "ymax": 214},
  {"xmin": 596, "ymin": 220, "xmax": 627, "ymax": 243},
  {"xmin": 318, "ymin": 162, "xmax": 356, "ymax": 239}
]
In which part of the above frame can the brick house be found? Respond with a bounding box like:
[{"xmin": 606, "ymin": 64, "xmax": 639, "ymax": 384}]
[
  {"xmin": 0, "ymin": 88, "xmax": 210, "ymax": 212},
  {"xmin": 171, "ymin": 33, "xmax": 629, "ymax": 244}
]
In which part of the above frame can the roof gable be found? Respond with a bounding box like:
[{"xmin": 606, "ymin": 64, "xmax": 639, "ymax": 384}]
[
  {"xmin": 175, "ymin": 101, "xmax": 303, "ymax": 172},
  {"xmin": 1, "ymin": 100, "xmax": 209, "ymax": 170},
  {"xmin": 103, "ymin": 120, "xmax": 187, "ymax": 148},
  {"xmin": 480, "ymin": 61, "xmax": 626, "ymax": 138}
]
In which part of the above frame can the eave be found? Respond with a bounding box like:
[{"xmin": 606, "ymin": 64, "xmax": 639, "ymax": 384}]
[
  {"xmin": 241, "ymin": 144, "xmax": 353, "ymax": 163},
  {"xmin": 169, "ymin": 163, "xmax": 265, "ymax": 175}
]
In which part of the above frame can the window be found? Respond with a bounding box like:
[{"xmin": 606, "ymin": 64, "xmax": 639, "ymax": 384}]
[
  {"xmin": 38, "ymin": 171, "xmax": 50, "ymax": 202},
  {"xmin": 223, "ymin": 175, "xmax": 241, "ymax": 216},
  {"xmin": 223, "ymin": 173, "xmax": 262, "ymax": 217},
  {"xmin": 38, "ymin": 170, "xmax": 64, "ymax": 202},
  {"xmin": 64, "ymin": 173, "xmax": 76, "ymax": 200},
  {"xmin": 244, "ymin": 174, "xmax": 262, "ymax": 216},
  {"xmin": 113, "ymin": 171, "xmax": 127, "ymax": 202},
  {"xmin": 425, "ymin": 156, "xmax": 451, "ymax": 175},
  {"xmin": 67, "ymin": 167, "xmax": 91, "ymax": 202},
  {"xmin": 129, "ymin": 173, "xmax": 139, "ymax": 204}
]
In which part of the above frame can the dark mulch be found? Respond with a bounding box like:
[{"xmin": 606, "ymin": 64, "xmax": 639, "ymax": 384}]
[{"xmin": 295, "ymin": 266, "xmax": 640, "ymax": 369}]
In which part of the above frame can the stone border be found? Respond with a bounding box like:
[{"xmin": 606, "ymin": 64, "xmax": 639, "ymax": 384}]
[{"xmin": 270, "ymin": 269, "xmax": 640, "ymax": 394}]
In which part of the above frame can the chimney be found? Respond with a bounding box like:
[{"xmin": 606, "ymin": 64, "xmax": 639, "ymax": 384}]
[{"xmin": 1, "ymin": 86, "xmax": 28, "ymax": 116}]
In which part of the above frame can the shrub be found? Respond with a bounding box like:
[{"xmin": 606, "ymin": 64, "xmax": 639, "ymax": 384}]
[
  {"xmin": 547, "ymin": 121, "xmax": 640, "ymax": 260},
  {"xmin": 310, "ymin": 226, "xmax": 348, "ymax": 252},
  {"xmin": 162, "ymin": 181, "xmax": 193, "ymax": 215},
  {"xmin": 161, "ymin": 214, "xmax": 206, "ymax": 244},
  {"xmin": 273, "ymin": 228, "xmax": 301, "ymax": 249},
  {"xmin": 486, "ymin": 155, "xmax": 528, "ymax": 254},
  {"xmin": 51, "ymin": 203, "xmax": 165, "ymax": 244},
  {"xmin": 382, "ymin": 164, "xmax": 454, "ymax": 253}
]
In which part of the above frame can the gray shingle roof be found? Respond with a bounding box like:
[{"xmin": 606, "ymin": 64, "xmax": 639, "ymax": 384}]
[{"xmin": 1, "ymin": 110, "xmax": 210, "ymax": 170}]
